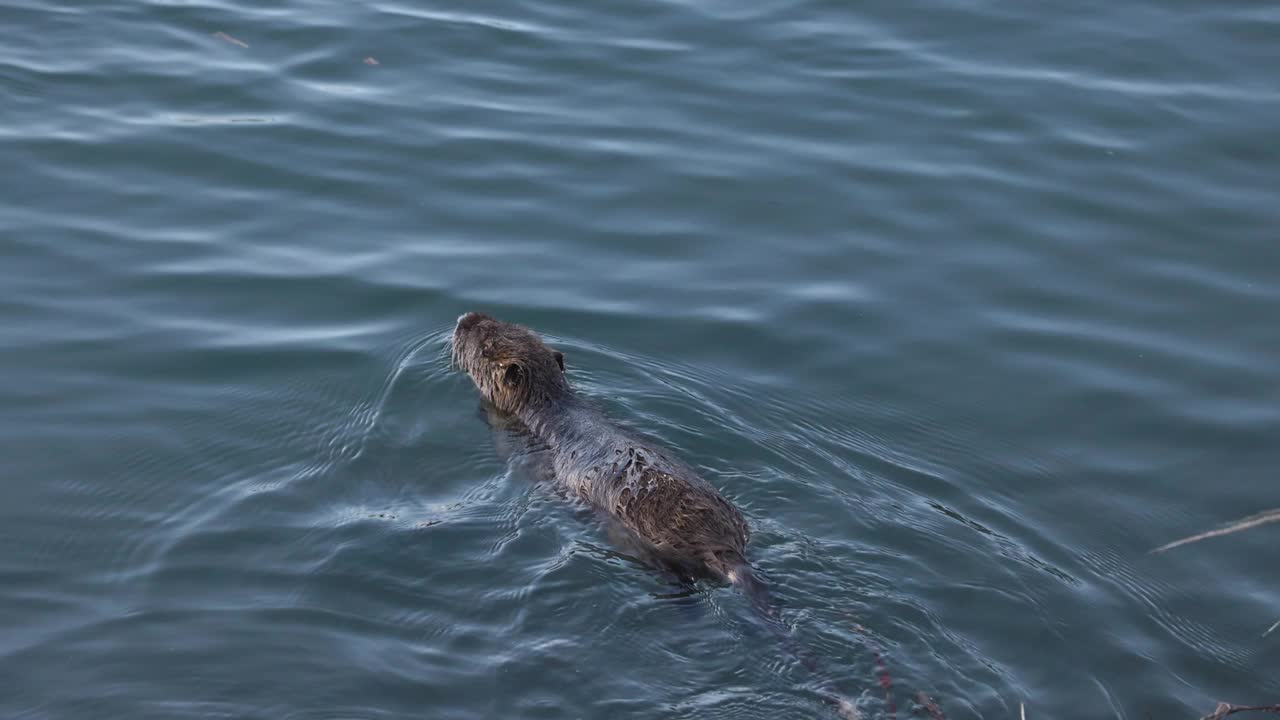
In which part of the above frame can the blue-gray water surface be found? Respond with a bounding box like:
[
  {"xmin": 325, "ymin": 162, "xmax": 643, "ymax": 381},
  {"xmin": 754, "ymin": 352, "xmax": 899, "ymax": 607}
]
[{"xmin": 2, "ymin": 1, "xmax": 1277, "ymax": 718}]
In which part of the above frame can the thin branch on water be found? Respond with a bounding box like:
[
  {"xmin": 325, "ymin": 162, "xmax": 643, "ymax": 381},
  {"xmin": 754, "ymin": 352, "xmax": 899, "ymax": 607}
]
[
  {"xmin": 1201, "ymin": 703, "xmax": 1280, "ymax": 720},
  {"xmin": 1151, "ymin": 509, "xmax": 1280, "ymax": 554},
  {"xmin": 1150, "ymin": 510, "xmax": 1280, "ymax": 719},
  {"xmin": 915, "ymin": 692, "xmax": 945, "ymax": 720},
  {"xmin": 212, "ymin": 31, "xmax": 248, "ymax": 48}
]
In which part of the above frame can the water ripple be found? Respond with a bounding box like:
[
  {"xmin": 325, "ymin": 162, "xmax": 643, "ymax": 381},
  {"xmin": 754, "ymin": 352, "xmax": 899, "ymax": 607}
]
[{"xmin": 3, "ymin": 0, "xmax": 1278, "ymax": 717}]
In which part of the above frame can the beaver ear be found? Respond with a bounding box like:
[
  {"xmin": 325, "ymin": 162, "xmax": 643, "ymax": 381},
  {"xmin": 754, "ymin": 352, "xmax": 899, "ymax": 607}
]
[
  {"xmin": 553, "ymin": 351, "xmax": 565, "ymax": 372},
  {"xmin": 503, "ymin": 362, "xmax": 524, "ymax": 387}
]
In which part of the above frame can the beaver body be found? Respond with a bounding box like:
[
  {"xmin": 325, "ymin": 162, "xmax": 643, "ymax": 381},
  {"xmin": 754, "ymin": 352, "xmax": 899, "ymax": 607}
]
[
  {"xmin": 544, "ymin": 401, "xmax": 750, "ymax": 581},
  {"xmin": 452, "ymin": 312, "xmax": 749, "ymax": 582}
]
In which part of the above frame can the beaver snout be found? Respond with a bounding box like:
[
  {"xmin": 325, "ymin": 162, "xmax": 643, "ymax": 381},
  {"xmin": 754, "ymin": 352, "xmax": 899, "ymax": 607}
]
[{"xmin": 455, "ymin": 311, "xmax": 489, "ymax": 333}]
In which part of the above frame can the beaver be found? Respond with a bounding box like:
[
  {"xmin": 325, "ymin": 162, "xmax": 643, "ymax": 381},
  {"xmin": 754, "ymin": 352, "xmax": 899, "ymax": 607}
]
[{"xmin": 451, "ymin": 312, "xmax": 858, "ymax": 718}]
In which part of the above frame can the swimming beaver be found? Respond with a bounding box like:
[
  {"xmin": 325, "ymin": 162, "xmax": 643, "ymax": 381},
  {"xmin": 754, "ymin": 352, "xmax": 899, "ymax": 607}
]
[{"xmin": 452, "ymin": 312, "xmax": 857, "ymax": 718}]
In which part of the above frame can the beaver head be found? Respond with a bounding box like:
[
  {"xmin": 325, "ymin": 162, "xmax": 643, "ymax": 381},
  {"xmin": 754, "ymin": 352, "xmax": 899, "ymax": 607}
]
[{"xmin": 452, "ymin": 312, "xmax": 568, "ymax": 416}]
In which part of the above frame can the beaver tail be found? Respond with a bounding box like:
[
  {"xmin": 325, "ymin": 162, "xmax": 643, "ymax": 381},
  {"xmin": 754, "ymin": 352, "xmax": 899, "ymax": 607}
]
[{"xmin": 724, "ymin": 562, "xmax": 860, "ymax": 720}]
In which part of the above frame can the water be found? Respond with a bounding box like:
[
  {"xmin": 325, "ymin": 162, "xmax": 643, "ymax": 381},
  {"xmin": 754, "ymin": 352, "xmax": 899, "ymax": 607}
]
[{"xmin": 2, "ymin": 0, "xmax": 1277, "ymax": 717}]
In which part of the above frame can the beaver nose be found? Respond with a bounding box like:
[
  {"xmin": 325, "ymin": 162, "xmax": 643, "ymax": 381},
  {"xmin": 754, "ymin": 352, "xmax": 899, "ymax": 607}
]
[{"xmin": 455, "ymin": 312, "xmax": 484, "ymax": 331}]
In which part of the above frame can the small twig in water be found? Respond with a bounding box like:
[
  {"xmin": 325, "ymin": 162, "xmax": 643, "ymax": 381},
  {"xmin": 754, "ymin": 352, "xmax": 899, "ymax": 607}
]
[
  {"xmin": 1021, "ymin": 702, "xmax": 1027, "ymax": 720},
  {"xmin": 1152, "ymin": 509, "xmax": 1280, "ymax": 553},
  {"xmin": 916, "ymin": 691, "xmax": 946, "ymax": 720},
  {"xmin": 1264, "ymin": 619, "xmax": 1280, "ymax": 638},
  {"xmin": 1201, "ymin": 703, "xmax": 1280, "ymax": 720},
  {"xmin": 213, "ymin": 31, "xmax": 249, "ymax": 48}
]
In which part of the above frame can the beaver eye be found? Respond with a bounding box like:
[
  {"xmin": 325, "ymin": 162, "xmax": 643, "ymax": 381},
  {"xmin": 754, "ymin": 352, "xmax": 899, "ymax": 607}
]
[
  {"xmin": 503, "ymin": 363, "xmax": 524, "ymax": 386},
  {"xmin": 553, "ymin": 351, "xmax": 565, "ymax": 372}
]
